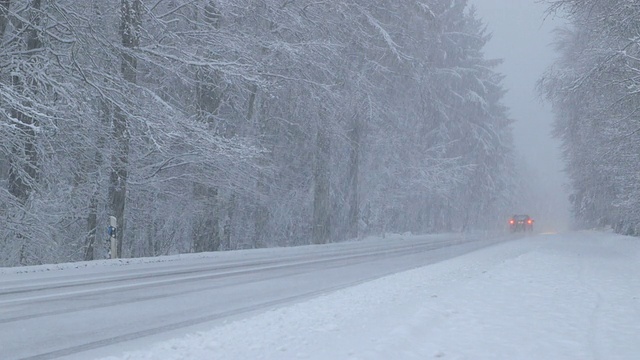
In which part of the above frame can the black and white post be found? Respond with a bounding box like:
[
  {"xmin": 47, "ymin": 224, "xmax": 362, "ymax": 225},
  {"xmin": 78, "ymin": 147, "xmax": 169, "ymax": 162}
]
[{"xmin": 107, "ymin": 216, "xmax": 118, "ymax": 259}]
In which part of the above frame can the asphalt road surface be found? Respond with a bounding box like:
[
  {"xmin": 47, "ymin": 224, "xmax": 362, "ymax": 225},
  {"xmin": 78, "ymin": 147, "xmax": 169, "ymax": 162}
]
[{"xmin": 0, "ymin": 233, "xmax": 509, "ymax": 360}]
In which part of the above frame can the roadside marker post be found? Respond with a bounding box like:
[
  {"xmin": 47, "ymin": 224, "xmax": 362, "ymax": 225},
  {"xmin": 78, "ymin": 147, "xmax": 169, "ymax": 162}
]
[{"xmin": 108, "ymin": 216, "xmax": 118, "ymax": 259}]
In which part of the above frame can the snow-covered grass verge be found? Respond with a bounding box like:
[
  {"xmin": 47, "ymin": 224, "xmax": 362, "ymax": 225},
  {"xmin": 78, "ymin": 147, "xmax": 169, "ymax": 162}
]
[{"xmin": 99, "ymin": 231, "xmax": 640, "ymax": 360}]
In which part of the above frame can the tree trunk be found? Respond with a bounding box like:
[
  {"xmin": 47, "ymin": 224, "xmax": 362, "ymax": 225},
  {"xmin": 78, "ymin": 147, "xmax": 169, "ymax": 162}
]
[
  {"xmin": 84, "ymin": 196, "xmax": 98, "ymax": 260},
  {"xmin": 85, "ymin": 100, "xmax": 108, "ymax": 261},
  {"xmin": 8, "ymin": 0, "xmax": 41, "ymax": 204},
  {"xmin": 194, "ymin": 213, "xmax": 220, "ymax": 252},
  {"xmin": 191, "ymin": 2, "xmax": 225, "ymax": 252},
  {"xmin": 246, "ymin": 84, "xmax": 258, "ymax": 122},
  {"xmin": 312, "ymin": 120, "xmax": 331, "ymax": 244},
  {"xmin": 8, "ymin": 110, "xmax": 38, "ymax": 204},
  {"xmin": 108, "ymin": 0, "xmax": 140, "ymax": 258},
  {"xmin": 0, "ymin": 0, "xmax": 10, "ymax": 40},
  {"xmin": 252, "ymin": 92, "xmax": 271, "ymax": 248},
  {"xmin": 222, "ymin": 194, "xmax": 235, "ymax": 250},
  {"xmin": 192, "ymin": 184, "xmax": 220, "ymax": 253},
  {"xmin": 347, "ymin": 114, "xmax": 360, "ymax": 240},
  {"xmin": 7, "ymin": 0, "xmax": 42, "ymax": 265}
]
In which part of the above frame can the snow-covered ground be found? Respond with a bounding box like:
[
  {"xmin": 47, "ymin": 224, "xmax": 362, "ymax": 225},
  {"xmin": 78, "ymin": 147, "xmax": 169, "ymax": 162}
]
[{"xmin": 98, "ymin": 231, "xmax": 640, "ymax": 360}]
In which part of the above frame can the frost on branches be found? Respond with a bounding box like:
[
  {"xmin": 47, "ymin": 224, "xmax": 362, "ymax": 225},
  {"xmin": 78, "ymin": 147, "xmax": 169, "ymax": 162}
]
[
  {"xmin": 540, "ymin": 0, "xmax": 640, "ymax": 235},
  {"xmin": 0, "ymin": 0, "xmax": 517, "ymax": 266}
]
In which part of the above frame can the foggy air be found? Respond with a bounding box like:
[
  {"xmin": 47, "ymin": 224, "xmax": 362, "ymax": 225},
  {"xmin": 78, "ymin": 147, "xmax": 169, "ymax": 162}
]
[{"xmin": 1, "ymin": 1, "xmax": 639, "ymax": 359}]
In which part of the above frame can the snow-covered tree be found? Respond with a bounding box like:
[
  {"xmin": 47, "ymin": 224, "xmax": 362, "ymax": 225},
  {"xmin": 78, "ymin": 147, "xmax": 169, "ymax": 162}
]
[
  {"xmin": 1, "ymin": 0, "xmax": 518, "ymax": 266},
  {"xmin": 541, "ymin": 0, "xmax": 640, "ymax": 234}
]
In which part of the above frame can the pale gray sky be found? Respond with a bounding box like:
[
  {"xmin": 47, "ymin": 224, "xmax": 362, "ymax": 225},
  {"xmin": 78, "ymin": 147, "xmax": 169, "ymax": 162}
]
[{"xmin": 469, "ymin": 0, "xmax": 571, "ymax": 230}]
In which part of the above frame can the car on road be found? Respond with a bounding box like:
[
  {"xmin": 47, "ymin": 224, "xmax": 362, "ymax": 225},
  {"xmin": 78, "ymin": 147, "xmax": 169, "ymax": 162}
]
[{"xmin": 509, "ymin": 214, "xmax": 534, "ymax": 232}]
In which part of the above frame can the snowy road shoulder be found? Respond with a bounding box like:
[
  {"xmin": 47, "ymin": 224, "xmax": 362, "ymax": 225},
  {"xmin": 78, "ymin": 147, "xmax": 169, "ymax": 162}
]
[{"xmin": 101, "ymin": 231, "xmax": 640, "ymax": 360}]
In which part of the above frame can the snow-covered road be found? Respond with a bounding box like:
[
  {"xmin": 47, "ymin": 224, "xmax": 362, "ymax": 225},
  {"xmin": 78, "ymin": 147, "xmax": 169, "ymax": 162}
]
[
  {"xmin": 1, "ymin": 233, "xmax": 504, "ymax": 360},
  {"xmin": 97, "ymin": 230, "xmax": 640, "ymax": 360}
]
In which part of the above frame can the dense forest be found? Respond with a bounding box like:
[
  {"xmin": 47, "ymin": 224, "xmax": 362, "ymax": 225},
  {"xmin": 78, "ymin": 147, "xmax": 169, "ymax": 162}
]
[
  {"xmin": 0, "ymin": 0, "xmax": 518, "ymax": 266},
  {"xmin": 540, "ymin": 0, "xmax": 640, "ymax": 235}
]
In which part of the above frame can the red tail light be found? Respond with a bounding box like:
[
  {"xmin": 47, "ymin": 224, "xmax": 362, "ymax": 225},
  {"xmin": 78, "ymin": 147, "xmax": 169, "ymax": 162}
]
[
  {"xmin": 527, "ymin": 219, "xmax": 532, "ymax": 224},
  {"xmin": 509, "ymin": 220, "xmax": 514, "ymax": 224}
]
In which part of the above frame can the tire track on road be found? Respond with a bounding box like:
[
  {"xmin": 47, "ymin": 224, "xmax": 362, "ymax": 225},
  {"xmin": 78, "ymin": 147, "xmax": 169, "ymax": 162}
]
[{"xmin": 6, "ymin": 235, "xmax": 507, "ymax": 360}]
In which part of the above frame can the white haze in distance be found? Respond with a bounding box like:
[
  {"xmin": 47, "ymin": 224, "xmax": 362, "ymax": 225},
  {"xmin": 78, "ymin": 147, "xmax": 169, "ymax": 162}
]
[{"xmin": 470, "ymin": 0, "xmax": 571, "ymax": 232}]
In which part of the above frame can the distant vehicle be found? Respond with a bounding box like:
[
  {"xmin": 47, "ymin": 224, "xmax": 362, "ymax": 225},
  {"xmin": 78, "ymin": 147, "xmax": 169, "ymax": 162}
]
[{"xmin": 509, "ymin": 214, "xmax": 534, "ymax": 232}]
